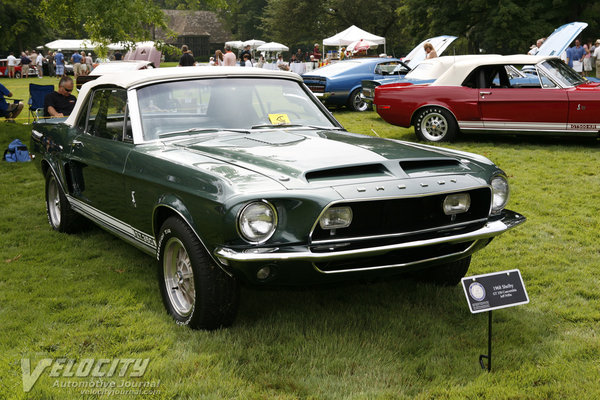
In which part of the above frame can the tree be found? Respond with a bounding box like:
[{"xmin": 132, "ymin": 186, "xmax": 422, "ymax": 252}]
[
  {"xmin": 219, "ymin": 0, "xmax": 268, "ymax": 40},
  {"xmin": 39, "ymin": 0, "xmax": 171, "ymax": 55},
  {"xmin": 0, "ymin": 0, "xmax": 59, "ymax": 53}
]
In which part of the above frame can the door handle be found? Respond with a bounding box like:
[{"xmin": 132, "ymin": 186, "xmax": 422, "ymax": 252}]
[
  {"xmin": 479, "ymin": 91, "xmax": 492, "ymax": 97},
  {"xmin": 72, "ymin": 140, "xmax": 84, "ymax": 148}
]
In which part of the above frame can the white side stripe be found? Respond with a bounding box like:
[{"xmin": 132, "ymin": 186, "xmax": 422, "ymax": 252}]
[
  {"xmin": 66, "ymin": 195, "xmax": 157, "ymax": 251},
  {"xmin": 459, "ymin": 121, "xmax": 600, "ymax": 132}
]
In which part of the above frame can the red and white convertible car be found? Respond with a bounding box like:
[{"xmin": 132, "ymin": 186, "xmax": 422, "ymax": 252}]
[{"xmin": 374, "ymin": 55, "xmax": 600, "ymax": 142}]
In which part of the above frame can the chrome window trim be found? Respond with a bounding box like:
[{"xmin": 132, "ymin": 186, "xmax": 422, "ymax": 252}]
[
  {"xmin": 128, "ymin": 88, "xmax": 144, "ymax": 145},
  {"xmin": 308, "ymin": 185, "xmax": 493, "ymax": 244}
]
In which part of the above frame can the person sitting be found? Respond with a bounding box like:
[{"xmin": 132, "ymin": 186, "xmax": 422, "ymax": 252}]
[
  {"xmin": 44, "ymin": 76, "xmax": 77, "ymax": 118},
  {"xmin": 0, "ymin": 82, "xmax": 24, "ymax": 122}
]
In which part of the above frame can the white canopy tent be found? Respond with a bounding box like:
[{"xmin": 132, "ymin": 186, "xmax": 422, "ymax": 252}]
[
  {"xmin": 44, "ymin": 39, "xmax": 128, "ymax": 51},
  {"xmin": 256, "ymin": 42, "xmax": 289, "ymax": 52},
  {"xmin": 322, "ymin": 25, "xmax": 386, "ymax": 55},
  {"xmin": 225, "ymin": 40, "xmax": 244, "ymax": 49}
]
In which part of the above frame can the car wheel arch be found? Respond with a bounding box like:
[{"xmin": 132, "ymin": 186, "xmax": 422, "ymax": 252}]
[
  {"xmin": 152, "ymin": 202, "xmax": 233, "ymax": 277},
  {"xmin": 411, "ymin": 104, "xmax": 458, "ymax": 127}
]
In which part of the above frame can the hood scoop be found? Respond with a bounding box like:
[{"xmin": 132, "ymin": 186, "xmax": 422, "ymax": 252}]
[
  {"xmin": 400, "ymin": 159, "xmax": 469, "ymax": 177},
  {"xmin": 306, "ymin": 164, "xmax": 391, "ymax": 183},
  {"xmin": 221, "ymin": 131, "xmax": 305, "ymax": 147}
]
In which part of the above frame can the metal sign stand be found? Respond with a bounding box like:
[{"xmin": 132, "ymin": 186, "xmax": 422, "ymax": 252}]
[
  {"xmin": 479, "ymin": 310, "xmax": 492, "ymax": 372},
  {"xmin": 462, "ymin": 269, "xmax": 530, "ymax": 373}
]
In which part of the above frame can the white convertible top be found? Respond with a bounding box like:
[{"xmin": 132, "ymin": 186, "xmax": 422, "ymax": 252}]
[
  {"xmin": 66, "ymin": 67, "xmax": 303, "ymax": 126},
  {"xmin": 431, "ymin": 55, "xmax": 558, "ymax": 86}
]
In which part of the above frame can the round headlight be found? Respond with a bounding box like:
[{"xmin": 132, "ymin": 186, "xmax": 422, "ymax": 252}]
[
  {"xmin": 491, "ymin": 175, "xmax": 509, "ymax": 213},
  {"xmin": 238, "ymin": 201, "xmax": 277, "ymax": 243}
]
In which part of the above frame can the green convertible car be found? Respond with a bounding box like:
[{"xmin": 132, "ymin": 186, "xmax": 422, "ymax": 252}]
[{"xmin": 31, "ymin": 67, "xmax": 525, "ymax": 330}]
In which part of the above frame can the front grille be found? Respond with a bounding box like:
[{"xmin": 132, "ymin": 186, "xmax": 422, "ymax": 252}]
[
  {"xmin": 311, "ymin": 188, "xmax": 491, "ymax": 243},
  {"xmin": 314, "ymin": 241, "xmax": 474, "ymax": 272}
]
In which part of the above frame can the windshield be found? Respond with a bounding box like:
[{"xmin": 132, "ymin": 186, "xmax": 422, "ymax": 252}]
[
  {"xmin": 539, "ymin": 58, "xmax": 586, "ymax": 87},
  {"xmin": 136, "ymin": 78, "xmax": 337, "ymax": 140}
]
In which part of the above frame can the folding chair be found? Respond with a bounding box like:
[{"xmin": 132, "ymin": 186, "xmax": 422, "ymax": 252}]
[{"xmin": 28, "ymin": 84, "xmax": 54, "ymax": 123}]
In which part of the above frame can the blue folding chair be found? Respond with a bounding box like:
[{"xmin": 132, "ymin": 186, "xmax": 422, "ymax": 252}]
[{"xmin": 28, "ymin": 84, "xmax": 54, "ymax": 123}]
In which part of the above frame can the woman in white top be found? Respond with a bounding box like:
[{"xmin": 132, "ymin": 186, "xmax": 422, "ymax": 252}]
[{"xmin": 424, "ymin": 42, "xmax": 437, "ymax": 59}]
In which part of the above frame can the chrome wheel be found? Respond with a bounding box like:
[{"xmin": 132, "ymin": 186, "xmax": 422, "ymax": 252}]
[
  {"xmin": 349, "ymin": 90, "xmax": 369, "ymax": 112},
  {"xmin": 163, "ymin": 238, "xmax": 196, "ymax": 317},
  {"xmin": 420, "ymin": 112, "xmax": 448, "ymax": 141},
  {"xmin": 47, "ymin": 175, "xmax": 61, "ymax": 228}
]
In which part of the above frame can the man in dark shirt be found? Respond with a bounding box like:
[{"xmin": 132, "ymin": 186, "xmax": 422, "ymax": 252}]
[
  {"xmin": 44, "ymin": 76, "xmax": 77, "ymax": 117},
  {"xmin": 178, "ymin": 45, "xmax": 195, "ymax": 66},
  {"xmin": 0, "ymin": 82, "xmax": 24, "ymax": 122}
]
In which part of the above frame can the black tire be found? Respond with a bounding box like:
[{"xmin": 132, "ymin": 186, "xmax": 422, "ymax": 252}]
[
  {"xmin": 45, "ymin": 169, "xmax": 85, "ymax": 233},
  {"xmin": 414, "ymin": 107, "xmax": 458, "ymax": 142},
  {"xmin": 157, "ymin": 216, "xmax": 239, "ymax": 330},
  {"xmin": 421, "ymin": 256, "xmax": 471, "ymax": 286},
  {"xmin": 15, "ymin": 71, "xmax": 21, "ymax": 79},
  {"xmin": 347, "ymin": 88, "xmax": 370, "ymax": 112}
]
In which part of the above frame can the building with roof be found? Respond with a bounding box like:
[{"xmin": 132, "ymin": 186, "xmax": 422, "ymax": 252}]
[{"xmin": 157, "ymin": 10, "xmax": 232, "ymax": 60}]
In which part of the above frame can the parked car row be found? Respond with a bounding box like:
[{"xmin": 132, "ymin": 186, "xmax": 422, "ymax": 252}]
[{"xmin": 28, "ymin": 22, "xmax": 595, "ymax": 330}]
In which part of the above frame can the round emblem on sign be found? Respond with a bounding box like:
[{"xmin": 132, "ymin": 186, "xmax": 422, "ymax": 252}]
[{"xmin": 469, "ymin": 282, "xmax": 486, "ymax": 301}]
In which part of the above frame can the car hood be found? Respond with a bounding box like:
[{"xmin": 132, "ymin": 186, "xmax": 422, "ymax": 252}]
[
  {"xmin": 535, "ymin": 22, "xmax": 588, "ymax": 56},
  {"xmin": 170, "ymin": 129, "xmax": 493, "ymax": 190},
  {"xmin": 403, "ymin": 35, "xmax": 458, "ymax": 69}
]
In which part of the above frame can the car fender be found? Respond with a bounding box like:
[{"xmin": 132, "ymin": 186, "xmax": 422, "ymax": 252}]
[
  {"xmin": 411, "ymin": 103, "xmax": 459, "ymax": 126},
  {"xmin": 152, "ymin": 195, "xmax": 233, "ymax": 276}
]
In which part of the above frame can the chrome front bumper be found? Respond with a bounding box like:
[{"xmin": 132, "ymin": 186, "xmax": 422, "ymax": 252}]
[{"xmin": 214, "ymin": 210, "xmax": 525, "ymax": 264}]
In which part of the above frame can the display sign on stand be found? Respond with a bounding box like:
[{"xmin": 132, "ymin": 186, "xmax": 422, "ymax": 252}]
[{"xmin": 461, "ymin": 269, "xmax": 529, "ymax": 371}]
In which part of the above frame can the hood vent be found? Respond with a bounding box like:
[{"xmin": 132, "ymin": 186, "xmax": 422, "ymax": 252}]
[
  {"xmin": 306, "ymin": 164, "xmax": 390, "ymax": 182},
  {"xmin": 400, "ymin": 159, "xmax": 468, "ymax": 177}
]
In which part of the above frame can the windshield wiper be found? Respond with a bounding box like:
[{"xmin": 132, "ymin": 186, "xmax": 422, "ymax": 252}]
[
  {"xmin": 251, "ymin": 124, "xmax": 304, "ymax": 129},
  {"xmin": 251, "ymin": 124, "xmax": 343, "ymax": 130},
  {"xmin": 159, "ymin": 128, "xmax": 250, "ymax": 138}
]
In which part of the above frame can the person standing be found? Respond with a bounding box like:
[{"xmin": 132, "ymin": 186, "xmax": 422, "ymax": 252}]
[
  {"xmin": 178, "ymin": 45, "xmax": 195, "ymax": 66},
  {"xmin": 424, "ymin": 42, "xmax": 438, "ymax": 59},
  {"xmin": 85, "ymin": 52, "xmax": 93, "ymax": 74},
  {"xmin": 54, "ymin": 49, "xmax": 64, "ymax": 77},
  {"xmin": 567, "ymin": 39, "xmax": 585, "ymax": 76},
  {"xmin": 528, "ymin": 38, "xmax": 544, "ymax": 55},
  {"xmin": 222, "ymin": 45, "xmax": 236, "ymax": 66},
  {"xmin": 583, "ymin": 40, "xmax": 592, "ymax": 77},
  {"xmin": 312, "ymin": 43, "xmax": 321, "ymax": 60},
  {"xmin": 46, "ymin": 51, "xmax": 55, "ymax": 77},
  {"xmin": 239, "ymin": 45, "xmax": 251, "ymax": 67},
  {"xmin": 593, "ymin": 39, "xmax": 600, "ymax": 79},
  {"xmin": 114, "ymin": 50, "xmax": 122, "ymax": 61},
  {"xmin": 0, "ymin": 82, "xmax": 24, "ymax": 122},
  {"xmin": 36, "ymin": 52, "xmax": 44, "ymax": 78},
  {"xmin": 214, "ymin": 50, "xmax": 224, "ymax": 66},
  {"xmin": 71, "ymin": 51, "xmax": 83, "ymax": 78},
  {"xmin": 7, "ymin": 52, "xmax": 17, "ymax": 78},
  {"xmin": 44, "ymin": 76, "xmax": 77, "ymax": 117},
  {"xmin": 243, "ymin": 53, "xmax": 253, "ymax": 67},
  {"xmin": 20, "ymin": 52, "xmax": 32, "ymax": 79}
]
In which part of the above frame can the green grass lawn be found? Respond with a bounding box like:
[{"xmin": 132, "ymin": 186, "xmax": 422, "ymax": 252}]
[{"xmin": 0, "ymin": 109, "xmax": 599, "ymax": 399}]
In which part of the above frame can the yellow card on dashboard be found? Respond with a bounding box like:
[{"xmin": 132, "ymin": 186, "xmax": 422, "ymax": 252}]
[{"xmin": 268, "ymin": 114, "xmax": 291, "ymax": 124}]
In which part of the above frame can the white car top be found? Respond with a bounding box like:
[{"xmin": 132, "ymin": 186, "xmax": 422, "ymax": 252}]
[
  {"xmin": 430, "ymin": 55, "xmax": 557, "ymax": 86},
  {"xmin": 65, "ymin": 67, "xmax": 304, "ymax": 126}
]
